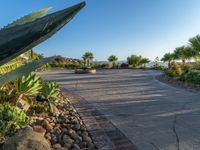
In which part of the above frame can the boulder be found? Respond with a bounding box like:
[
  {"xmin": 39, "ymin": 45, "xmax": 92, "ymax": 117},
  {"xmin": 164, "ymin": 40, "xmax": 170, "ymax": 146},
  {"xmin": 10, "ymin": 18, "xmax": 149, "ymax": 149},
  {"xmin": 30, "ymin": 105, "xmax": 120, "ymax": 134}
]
[{"xmin": 2, "ymin": 126, "xmax": 51, "ymax": 150}]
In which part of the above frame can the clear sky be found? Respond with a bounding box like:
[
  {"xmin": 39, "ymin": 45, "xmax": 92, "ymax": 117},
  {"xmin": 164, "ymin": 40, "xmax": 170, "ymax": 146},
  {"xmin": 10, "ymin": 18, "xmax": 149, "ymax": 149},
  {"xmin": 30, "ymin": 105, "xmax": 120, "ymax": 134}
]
[{"xmin": 1, "ymin": 0, "xmax": 200, "ymax": 61}]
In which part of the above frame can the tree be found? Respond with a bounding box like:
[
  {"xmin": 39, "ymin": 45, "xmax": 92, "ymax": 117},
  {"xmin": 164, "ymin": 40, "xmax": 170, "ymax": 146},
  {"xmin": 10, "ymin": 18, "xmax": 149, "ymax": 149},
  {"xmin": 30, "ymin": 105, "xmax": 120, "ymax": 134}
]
[
  {"xmin": 108, "ymin": 55, "xmax": 118, "ymax": 68},
  {"xmin": 189, "ymin": 35, "xmax": 200, "ymax": 61},
  {"xmin": 82, "ymin": 52, "xmax": 94, "ymax": 67},
  {"xmin": 140, "ymin": 58, "xmax": 150, "ymax": 67},
  {"xmin": 189, "ymin": 35, "xmax": 200, "ymax": 52},
  {"xmin": 174, "ymin": 46, "xmax": 196, "ymax": 64},
  {"xmin": 127, "ymin": 55, "xmax": 143, "ymax": 68},
  {"xmin": 161, "ymin": 53, "xmax": 174, "ymax": 68}
]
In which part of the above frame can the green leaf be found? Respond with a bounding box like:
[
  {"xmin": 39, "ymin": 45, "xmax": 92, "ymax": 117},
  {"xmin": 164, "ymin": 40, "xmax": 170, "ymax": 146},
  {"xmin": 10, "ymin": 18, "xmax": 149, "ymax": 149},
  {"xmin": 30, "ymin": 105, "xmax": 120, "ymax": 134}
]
[
  {"xmin": 1, "ymin": 7, "xmax": 52, "ymax": 30},
  {"xmin": 0, "ymin": 56, "xmax": 59, "ymax": 85},
  {"xmin": 0, "ymin": 2, "xmax": 86, "ymax": 66}
]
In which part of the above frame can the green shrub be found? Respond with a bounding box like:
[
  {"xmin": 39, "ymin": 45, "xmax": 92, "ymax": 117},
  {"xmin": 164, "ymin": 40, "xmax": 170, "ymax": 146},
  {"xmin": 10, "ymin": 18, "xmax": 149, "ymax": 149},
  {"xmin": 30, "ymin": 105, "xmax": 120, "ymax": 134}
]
[
  {"xmin": 165, "ymin": 69, "xmax": 174, "ymax": 77},
  {"xmin": 0, "ymin": 103, "xmax": 30, "ymax": 136},
  {"xmin": 184, "ymin": 70, "xmax": 200, "ymax": 84}
]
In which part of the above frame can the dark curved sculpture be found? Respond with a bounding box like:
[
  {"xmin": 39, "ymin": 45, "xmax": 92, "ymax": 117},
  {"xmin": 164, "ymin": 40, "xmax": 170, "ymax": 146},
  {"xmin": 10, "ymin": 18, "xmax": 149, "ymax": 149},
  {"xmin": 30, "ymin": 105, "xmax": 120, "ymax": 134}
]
[{"xmin": 0, "ymin": 2, "xmax": 86, "ymax": 66}]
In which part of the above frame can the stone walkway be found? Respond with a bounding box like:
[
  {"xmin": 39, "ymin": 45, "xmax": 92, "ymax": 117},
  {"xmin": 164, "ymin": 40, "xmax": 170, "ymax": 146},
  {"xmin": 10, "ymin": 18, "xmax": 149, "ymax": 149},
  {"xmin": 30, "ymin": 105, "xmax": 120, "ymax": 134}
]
[{"xmin": 39, "ymin": 69, "xmax": 200, "ymax": 150}]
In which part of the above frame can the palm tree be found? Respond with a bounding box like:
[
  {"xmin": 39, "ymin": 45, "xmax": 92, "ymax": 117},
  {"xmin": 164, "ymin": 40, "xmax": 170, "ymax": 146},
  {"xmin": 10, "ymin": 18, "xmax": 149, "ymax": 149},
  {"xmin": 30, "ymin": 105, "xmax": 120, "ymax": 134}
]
[
  {"xmin": 108, "ymin": 55, "xmax": 118, "ymax": 68},
  {"xmin": 189, "ymin": 35, "xmax": 200, "ymax": 52},
  {"xmin": 82, "ymin": 52, "xmax": 94, "ymax": 68},
  {"xmin": 161, "ymin": 53, "xmax": 174, "ymax": 68},
  {"xmin": 140, "ymin": 58, "xmax": 150, "ymax": 68},
  {"xmin": 174, "ymin": 46, "xmax": 196, "ymax": 64},
  {"xmin": 189, "ymin": 35, "xmax": 200, "ymax": 61}
]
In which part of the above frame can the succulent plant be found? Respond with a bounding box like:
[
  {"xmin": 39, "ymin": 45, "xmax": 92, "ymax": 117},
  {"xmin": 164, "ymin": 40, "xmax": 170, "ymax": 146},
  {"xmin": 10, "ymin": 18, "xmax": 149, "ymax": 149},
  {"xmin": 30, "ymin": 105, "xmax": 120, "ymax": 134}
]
[
  {"xmin": 1, "ymin": 7, "xmax": 51, "ymax": 30},
  {"xmin": 0, "ymin": 103, "xmax": 30, "ymax": 136},
  {"xmin": 0, "ymin": 56, "xmax": 58, "ymax": 85},
  {"xmin": 0, "ymin": 2, "xmax": 86, "ymax": 66},
  {"xmin": 14, "ymin": 74, "xmax": 42, "ymax": 98}
]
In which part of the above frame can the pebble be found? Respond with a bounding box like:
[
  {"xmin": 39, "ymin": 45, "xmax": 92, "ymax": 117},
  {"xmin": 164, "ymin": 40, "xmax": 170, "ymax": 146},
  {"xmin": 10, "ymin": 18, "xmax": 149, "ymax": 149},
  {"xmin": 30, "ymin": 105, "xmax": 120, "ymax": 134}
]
[
  {"xmin": 83, "ymin": 135, "xmax": 92, "ymax": 143},
  {"xmin": 64, "ymin": 143, "xmax": 72, "ymax": 149},
  {"xmin": 51, "ymin": 134, "xmax": 58, "ymax": 144},
  {"xmin": 35, "ymin": 97, "xmax": 96, "ymax": 149},
  {"xmin": 72, "ymin": 144, "xmax": 80, "ymax": 149},
  {"xmin": 43, "ymin": 120, "xmax": 53, "ymax": 131},
  {"xmin": 63, "ymin": 135, "xmax": 74, "ymax": 144},
  {"xmin": 52, "ymin": 143, "xmax": 61, "ymax": 149},
  {"xmin": 33, "ymin": 125, "xmax": 46, "ymax": 136}
]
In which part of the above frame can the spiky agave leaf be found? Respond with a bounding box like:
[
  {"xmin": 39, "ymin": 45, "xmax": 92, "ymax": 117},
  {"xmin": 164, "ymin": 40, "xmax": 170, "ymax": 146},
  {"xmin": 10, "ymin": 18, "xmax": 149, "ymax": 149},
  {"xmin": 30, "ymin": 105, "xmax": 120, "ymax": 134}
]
[
  {"xmin": 1, "ymin": 7, "xmax": 52, "ymax": 30},
  {"xmin": 0, "ymin": 56, "xmax": 59, "ymax": 85},
  {"xmin": 0, "ymin": 61, "xmax": 22, "ymax": 74},
  {"xmin": 0, "ymin": 2, "xmax": 86, "ymax": 66},
  {"xmin": 14, "ymin": 74, "xmax": 42, "ymax": 97}
]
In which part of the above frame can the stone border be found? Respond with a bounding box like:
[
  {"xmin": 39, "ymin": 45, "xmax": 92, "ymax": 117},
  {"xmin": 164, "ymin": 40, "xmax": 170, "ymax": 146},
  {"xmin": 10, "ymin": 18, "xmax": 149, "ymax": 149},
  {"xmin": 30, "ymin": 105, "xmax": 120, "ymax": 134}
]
[{"xmin": 60, "ymin": 87, "xmax": 138, "ymax": 150}]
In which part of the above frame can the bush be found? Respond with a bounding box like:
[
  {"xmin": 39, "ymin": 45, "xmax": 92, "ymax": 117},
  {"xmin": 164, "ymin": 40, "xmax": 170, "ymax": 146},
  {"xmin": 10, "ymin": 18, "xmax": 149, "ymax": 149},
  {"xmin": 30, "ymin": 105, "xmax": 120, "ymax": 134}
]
[
  {"xmin": 183, "ymin": 70, "xmax": 200, "ymax": 84},
  {"xmin": 165, "ymin": 69, "xmax": 174, "ymax": 77},
  {"xmin": 171, "ymin": 63, "xmax": 182, "ymax": 76},
  {"xmin": 0, "ymin": 103, "xmax": 30, "ymax": 136},
  {"xmin": 101, "ymin": 64, "xmax": 111, "ymax": 69}
]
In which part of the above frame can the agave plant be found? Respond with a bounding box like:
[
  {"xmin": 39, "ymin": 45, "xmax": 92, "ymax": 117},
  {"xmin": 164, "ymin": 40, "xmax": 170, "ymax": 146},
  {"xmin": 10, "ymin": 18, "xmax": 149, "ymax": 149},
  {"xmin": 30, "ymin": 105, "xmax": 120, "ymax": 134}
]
[
  {"xmin": 13, "ymin": 74, "xmax": 42, "ymax": 111},
  {"xmin": 0, "ymin": 2, "xmax": 86, "ymax": 66},
  {"xmin": 39, "ymin": 82, "xmax": 60, "ymax": 112},
  {"xmin": 0, "ymin": 56, "xmax": 58, "ymax": 85},
  {"xmin": 1, "ymin": 7, "xmax": 52, "ymax": 30},
  {"xmin": 14, "ymin": 74, "xmax": 42, "ymax": 98},
  {"xmin": 0, "ymin": 62, "xmax": 22, "ymax": 74},
  {"xmin": 41, "ymin": 82, "xmax": 60, "ymax": 101}
]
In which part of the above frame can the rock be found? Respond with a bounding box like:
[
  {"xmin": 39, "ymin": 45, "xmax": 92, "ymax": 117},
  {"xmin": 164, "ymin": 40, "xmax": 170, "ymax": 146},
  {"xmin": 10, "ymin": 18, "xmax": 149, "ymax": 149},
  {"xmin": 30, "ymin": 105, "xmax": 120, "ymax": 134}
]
[
  {"xmin": 63, "ymin": 135, "xmax": 74, "ymax": 144},
  {"xmin": 80, "ymin": 142, "xmax": 87, "ymax": 148},
  {"xmin": 39, "ymin": 112, "xmax": 49, "ymax": 118},
  {"xmin": 67, "ymin": 129, "xmax": 75, "ymax": 135},
  {"xmin": 64, "ymin": 143, "xmax": 72, "ymax": 149},
  {"xmin": 73, "ymin": 124, "xmax": 80, "ymax": 130},
  {"xmin": 0, "ymin": 136, "xmax": 5, "ymax": 144},
  {"xmin": 42, "ymin": 120, "xmax": 53, "ymax": 131},
  {"xmin": 60, "ymin": 147, "xmax": 69, "ymax": 150},
  {"xmin": 51, "ymin": 134, "xmax": 58, "ymax": 145},
  {"xmin": 83, "ymin": 135, "xmax": 92, "ymax": 143},
  {"xmin": 54, "ymin": 127, "xmax": 61, "ymax": 136},
  {"xmin": 45, "ymin": 133, "xmax": 51, "ymax": 140},
  {"xmin": 88, "ymin": 143, "xmax": 95, "ymax": 150},
  {"xmin": 52, "ymin": 143, "xmax": 61, "ymax": 149},
  {"xmin": 2, "ymin": 126, "xmax": 51, "ymax": 150},
  {"xmin": 81, "ymin": 131, "xmax": 88, "ymax": 137},
  {"xmin": 61, "ymin": 128, "xmax": 68, "ymax": 133},
  {"xmin": 63, "ymin": 118, "xmax": 70, "ymax": 124},
  {"xmin": 50, "ymin": 122, "xmax": 56, "ymax": 127},
  {"xmin": 72, "ymin": 144, "xmax": 80, "ymax": 149},
  {"xmin": 33, "ymin": 125, "xmax": 46, "ymax": 136},
  {"xmin": 71, "ymin": 133, "xmax": 82, "ymax": 142},
  {"xmin": 71, "ymin": 119, "xmax": 79, "ymax": 124}
]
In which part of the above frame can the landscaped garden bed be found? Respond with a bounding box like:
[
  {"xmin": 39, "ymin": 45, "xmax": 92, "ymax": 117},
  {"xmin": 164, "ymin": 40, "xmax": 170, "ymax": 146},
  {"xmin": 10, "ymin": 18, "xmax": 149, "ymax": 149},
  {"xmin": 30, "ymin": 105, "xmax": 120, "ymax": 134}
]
[
  {"xmin": 0, "ymin": 2, "xmax": 95, "ymax": 149},
  {"xmin": 0, "ymin": 73, "xmax": 96, "ymax": 150},
  {"xmin": 157, "ymin": 73, "xmax": 200, "ymax": 92}
]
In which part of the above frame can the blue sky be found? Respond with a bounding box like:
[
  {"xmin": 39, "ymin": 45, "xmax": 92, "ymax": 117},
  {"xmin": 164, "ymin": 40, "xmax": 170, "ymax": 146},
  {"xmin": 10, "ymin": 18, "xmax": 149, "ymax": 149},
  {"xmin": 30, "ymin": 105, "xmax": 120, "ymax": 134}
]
[{"xmin": 1, "ymin": 0, "xmax": 200, "ymax": 61}]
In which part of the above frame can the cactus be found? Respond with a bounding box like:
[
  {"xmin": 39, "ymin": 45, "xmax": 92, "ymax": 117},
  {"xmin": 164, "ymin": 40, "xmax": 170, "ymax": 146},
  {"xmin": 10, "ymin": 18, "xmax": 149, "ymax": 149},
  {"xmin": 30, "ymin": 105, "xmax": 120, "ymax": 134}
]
[{"xmin": 0, "ymin": 56, "xmax": 59, "ymax": 85}]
